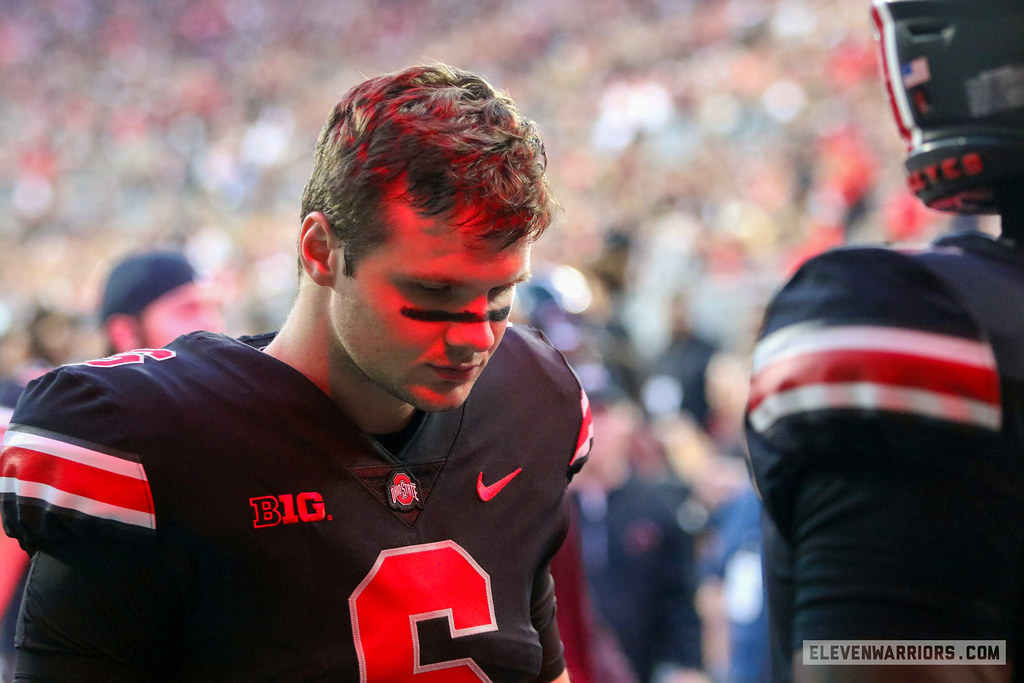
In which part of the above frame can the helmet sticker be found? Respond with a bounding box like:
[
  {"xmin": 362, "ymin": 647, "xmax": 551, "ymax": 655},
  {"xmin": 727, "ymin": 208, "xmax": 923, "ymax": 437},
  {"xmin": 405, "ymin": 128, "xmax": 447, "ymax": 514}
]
[
  {"xmin": 902, "ymin": 57, "xmax": 931, "ymax": 89},
  {"xmin": 966, "ymin": 65, "xmax": 1024, "ymax": 119}
]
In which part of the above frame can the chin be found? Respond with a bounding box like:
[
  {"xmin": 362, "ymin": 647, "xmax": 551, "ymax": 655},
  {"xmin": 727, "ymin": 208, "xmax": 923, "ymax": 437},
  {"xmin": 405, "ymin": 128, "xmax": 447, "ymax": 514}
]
[{"xmin": 407, "ymin": 383, "xmax": 475, "ymax": 413}]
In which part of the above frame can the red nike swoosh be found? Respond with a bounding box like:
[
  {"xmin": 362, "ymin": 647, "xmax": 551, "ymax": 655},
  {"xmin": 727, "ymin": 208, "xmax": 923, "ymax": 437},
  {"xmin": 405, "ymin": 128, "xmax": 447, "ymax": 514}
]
[{"xmin": 476, "ymin": 468, "xmax": 522, "ymax": 502}]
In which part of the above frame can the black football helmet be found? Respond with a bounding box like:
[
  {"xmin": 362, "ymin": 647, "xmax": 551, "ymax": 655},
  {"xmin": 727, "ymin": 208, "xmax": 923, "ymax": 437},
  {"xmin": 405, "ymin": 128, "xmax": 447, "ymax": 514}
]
[{"xmin": 871, "ymin": 0, "xmax": 1024, "ymax": 213}]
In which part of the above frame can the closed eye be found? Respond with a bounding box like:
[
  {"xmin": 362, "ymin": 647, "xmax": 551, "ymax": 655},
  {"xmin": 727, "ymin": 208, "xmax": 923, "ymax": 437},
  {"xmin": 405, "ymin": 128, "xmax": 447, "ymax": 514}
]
[{"xmin": 413, "ymin": 283, "xmax": 454, "ymax": 296}]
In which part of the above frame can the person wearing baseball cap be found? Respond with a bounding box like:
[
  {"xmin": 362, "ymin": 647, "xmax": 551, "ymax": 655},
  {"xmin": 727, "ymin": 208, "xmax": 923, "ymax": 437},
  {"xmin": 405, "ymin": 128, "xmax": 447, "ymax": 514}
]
[{"xmin": 99, "ymin": 250, "xmax": 225, "ymax": 354}]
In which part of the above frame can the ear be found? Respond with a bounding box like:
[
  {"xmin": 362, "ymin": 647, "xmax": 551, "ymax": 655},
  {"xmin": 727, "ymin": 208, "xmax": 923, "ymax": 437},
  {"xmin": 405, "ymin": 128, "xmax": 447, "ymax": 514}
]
[
  {"xmin": 299, "ymin": 212, "xmax": 342, "ymax": 286},
  {"xmin": 104, "ymin": 315, "xmax": 142, "ymax": 354}
]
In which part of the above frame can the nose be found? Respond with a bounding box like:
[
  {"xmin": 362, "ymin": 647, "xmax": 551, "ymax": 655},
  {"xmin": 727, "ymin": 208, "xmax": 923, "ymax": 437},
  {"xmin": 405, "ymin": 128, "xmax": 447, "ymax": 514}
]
[{"xmin": 444, "ymin": 319, "xmax": 497, "ymax": 354}]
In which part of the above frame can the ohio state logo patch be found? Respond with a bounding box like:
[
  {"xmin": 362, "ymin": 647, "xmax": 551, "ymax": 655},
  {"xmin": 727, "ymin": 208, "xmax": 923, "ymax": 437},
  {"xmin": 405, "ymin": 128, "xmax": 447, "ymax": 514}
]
[{"xmin": 386, "ymin": 469, "xmax": 422, "ymax": 512}]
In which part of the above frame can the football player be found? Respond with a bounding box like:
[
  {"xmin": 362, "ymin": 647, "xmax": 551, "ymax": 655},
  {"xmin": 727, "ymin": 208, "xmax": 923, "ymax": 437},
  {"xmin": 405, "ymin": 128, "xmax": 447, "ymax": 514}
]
[
  {"xmin": 0, "ymin": 64, "xmax": 591, "ymax": 681},
  {"xmin": 746, "ymin": 1, "xmax": 1024, "ymax": 681}
]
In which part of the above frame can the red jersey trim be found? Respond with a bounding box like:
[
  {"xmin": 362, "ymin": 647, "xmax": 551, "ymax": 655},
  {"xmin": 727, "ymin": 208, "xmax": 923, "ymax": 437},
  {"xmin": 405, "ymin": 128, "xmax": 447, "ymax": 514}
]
[
  {"xmin": 748, "ymin": 323, "xmax": 1001, "ymax": 434},
  {"xmin": 571, "ymin": 388, "xmax": 593, "ymax": 466},
  {"xmin": 1, "ymin": 429, "xmax": 155, "ymax": 530}
]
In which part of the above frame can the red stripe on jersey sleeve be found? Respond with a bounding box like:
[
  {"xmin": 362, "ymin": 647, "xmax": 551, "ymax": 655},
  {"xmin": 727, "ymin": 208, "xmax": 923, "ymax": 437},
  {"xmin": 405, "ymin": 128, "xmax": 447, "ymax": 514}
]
[
  {"xmin": 1, "ymin": 445, "xmax": 155, "ymax": 518},
  {"xmin": 571, "ymin": 388, "xmax": 593, "ymax": 466},
  {"xmin": 748, "ymin": 348, "xmax": 1000, "ymax": 413}
]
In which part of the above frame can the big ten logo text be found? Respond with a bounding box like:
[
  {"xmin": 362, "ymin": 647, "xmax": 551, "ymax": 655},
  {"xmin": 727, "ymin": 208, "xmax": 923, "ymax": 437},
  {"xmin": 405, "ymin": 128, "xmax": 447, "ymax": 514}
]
[{"xmin": 250, "ymin": 492, "xmax": 331, "ymax": 528}]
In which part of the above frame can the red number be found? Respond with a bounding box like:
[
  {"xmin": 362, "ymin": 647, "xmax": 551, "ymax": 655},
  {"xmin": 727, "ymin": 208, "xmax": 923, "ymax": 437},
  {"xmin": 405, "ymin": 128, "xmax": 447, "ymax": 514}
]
[
  {"xmin": 81, "ymin": 349, "xmax": 176, "ymax": 368},
  {"xmin": 349, "ymin": 541, "xmax": 496, "ymax": 681}
]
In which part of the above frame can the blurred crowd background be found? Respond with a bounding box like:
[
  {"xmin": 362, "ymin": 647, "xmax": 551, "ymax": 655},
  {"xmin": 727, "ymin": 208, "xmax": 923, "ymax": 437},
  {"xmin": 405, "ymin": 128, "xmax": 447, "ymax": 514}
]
[
  {"xmin": 0, "ymin": 0, "xmax": 980, "ymax": 360},
  {"xmin": 0, "ymin": 0, "xmax": 995, "ymax": 681}
]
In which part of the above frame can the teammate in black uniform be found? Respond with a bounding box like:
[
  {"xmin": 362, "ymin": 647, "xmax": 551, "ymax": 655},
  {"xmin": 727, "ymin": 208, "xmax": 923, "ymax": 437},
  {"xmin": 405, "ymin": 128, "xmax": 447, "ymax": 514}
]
[
  {"xmin": 0, "ymin": 250, "xmax": 224, "ymax": 680},
  {"xmin": 746, "ymin": 1, "xmax": 1024, "ymax": 681},
  {"xmin": 0, "ymin": 63, "xmax": 590, "ymax": 682}
]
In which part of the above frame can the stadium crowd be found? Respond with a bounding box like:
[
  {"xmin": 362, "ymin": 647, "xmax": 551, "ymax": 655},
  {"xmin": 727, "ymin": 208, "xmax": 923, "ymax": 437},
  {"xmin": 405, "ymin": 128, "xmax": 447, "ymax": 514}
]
[{"xmin": 0, "ymin": 0, "xmax": 987, "ymax": 681}]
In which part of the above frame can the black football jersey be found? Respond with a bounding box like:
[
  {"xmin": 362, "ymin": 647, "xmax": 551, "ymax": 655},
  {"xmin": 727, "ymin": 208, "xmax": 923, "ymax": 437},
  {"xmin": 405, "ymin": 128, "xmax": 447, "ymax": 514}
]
[
  {"xmin": 0, "ymin": 324, "xmax": 592, "ymax": 682},
  {"xmin": 745, "ymin": 231, "xmax": 1024, "ymax": 680}
]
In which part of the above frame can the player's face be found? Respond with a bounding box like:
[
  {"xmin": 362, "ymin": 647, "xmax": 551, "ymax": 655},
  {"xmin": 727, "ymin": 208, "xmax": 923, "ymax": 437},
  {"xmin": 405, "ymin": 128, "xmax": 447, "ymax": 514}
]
[
  {"xmin": 138, "ymin": 282, "xmax": 225, "ymax": 347},
  {"xmin": 327, "ymin": 197, "xmax": 531, "ymax": 414}
]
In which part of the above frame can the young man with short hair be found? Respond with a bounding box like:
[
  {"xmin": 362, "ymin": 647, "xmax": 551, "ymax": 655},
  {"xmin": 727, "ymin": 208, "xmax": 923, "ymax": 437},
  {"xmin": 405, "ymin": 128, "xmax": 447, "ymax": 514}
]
[{"xmin": 2, "ymin": 63, "xmax": 589, "ymax": 682}]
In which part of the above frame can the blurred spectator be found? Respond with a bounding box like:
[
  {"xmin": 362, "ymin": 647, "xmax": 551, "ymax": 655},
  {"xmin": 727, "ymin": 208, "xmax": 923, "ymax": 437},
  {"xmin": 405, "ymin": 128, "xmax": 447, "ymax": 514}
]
[
  {"xmin": 703, "ymin": 485, "xmax": 770, "ymax": 683},
  {"xmin": 655, "ymin": 349, "xmax": 769, "ymax": 683},
  {"xmin": 642, "ymin": 294, "xmax": 721, "ymax": 429},
  {"xmin": 0, "ymin": 307, "xmax": 89, "ymax": 390},
  {"xmin": 572, "ymin": 395, "xmax": 707, "ymax": 683},
  {"xmin": 699, "ymin": 352, "xmax": 769, "ymax": 683},
  {"xmin": 0, "ymin": 0, "xmax": 965, "ymax": 354},
  {"xmin": 552, "ymin": 504, "xmax": 640, "ymax": 683},
  {"xmin": 584, "ymin": 230, "xmax": 648, "ymax": 405}
]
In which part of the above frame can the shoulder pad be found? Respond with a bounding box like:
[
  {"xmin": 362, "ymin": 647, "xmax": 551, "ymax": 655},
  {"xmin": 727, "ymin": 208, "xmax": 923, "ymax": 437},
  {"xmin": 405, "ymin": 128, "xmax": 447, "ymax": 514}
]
[
  {"xmin": 745, "ymin": 245, "xmax": 1004, "ymax": 539},
  {"xmin": 748, "ymin": 247, "xmax": 1000, "ymax": 436},
  {"xmin": 488, "ymin": 325, "xmax": 592, "ymax": 475}
]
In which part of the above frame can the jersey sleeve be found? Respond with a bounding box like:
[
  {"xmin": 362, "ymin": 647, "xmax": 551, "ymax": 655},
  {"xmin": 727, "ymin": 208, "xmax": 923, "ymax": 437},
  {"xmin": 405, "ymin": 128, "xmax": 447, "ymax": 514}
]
[
  {"xmin": 14, "ymin": 531, "xmax": 190, "ymax": 679},
  {"xmin": 0, "ymin": 364, "xmax": 183, "ymax": 677},
  {"xmin": 1, "ymin": 366, "xmax": 157, "ymax": 554},
  {"xmin": 507, "ymin": 325, "xmax": 593, "ymax": 479},
  {"xmin": 493, "ymin": 325, "xmax": 588, "ymax": 679},
  {"xmin": 745, "ymin": 246, "xmax": 1024, "ymax": 652},
  {"xmin": 568, "ymin": 385, "xmax": 592, "ymax": 480}
]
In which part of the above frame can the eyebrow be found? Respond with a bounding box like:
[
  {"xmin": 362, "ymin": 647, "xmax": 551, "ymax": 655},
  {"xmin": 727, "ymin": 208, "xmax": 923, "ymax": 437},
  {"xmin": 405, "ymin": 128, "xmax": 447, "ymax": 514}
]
[
  {"xmin": 404, "ymin": 270, "xmax": 532, "ymax": 289},
  {"xmin": 400, "ymin": 306, "xmax": 512, "ymax": 323}
]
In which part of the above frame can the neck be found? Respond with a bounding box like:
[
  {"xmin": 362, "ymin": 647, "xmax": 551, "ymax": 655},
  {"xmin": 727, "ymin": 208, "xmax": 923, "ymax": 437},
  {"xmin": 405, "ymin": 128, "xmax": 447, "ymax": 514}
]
[{"xmin": 264, "ymin": 292, "xmax": 414, "ymax": 434}]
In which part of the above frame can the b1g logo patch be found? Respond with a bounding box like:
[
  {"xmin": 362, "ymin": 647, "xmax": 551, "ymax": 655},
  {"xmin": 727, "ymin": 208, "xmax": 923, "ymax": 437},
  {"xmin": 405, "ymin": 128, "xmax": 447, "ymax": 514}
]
[
  {"xmin": 386, "ymin": 469, "xmax": 422, "ymax": 512},
  {"xmin": 250, "ymin": 492, "xmax": 330, "ymax": 528}
]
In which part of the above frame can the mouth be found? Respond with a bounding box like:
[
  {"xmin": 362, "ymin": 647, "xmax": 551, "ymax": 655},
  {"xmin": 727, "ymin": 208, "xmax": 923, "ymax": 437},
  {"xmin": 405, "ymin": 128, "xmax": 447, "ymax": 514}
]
[{"xmin": 429, "ymin": 363, "xmax": 481, "ymax": 383}]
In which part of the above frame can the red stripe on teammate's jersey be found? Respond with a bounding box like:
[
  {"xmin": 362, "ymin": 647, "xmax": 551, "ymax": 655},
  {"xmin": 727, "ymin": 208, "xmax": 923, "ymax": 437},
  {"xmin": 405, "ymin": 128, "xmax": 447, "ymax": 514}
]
[
  {"xmin": 1, "ymin": 432, "xmax": 155, "ymax": 530},
  {"xmin": 571, "ymin": 388, "xmax": 593, "ymax": 466},
  {"xmin": 748, "ymin": 323, "xmax": 1001, "ymax": 433},
  {"xmin": 750, "ymin": 348, "xmax": 1000, "ymax": 410}
]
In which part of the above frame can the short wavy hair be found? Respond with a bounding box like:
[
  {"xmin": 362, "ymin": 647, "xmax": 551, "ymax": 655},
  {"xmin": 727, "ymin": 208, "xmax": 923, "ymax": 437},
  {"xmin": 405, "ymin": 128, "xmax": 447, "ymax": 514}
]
[{"xmin": 300, "ymin": 63, "xmax": 557, "ymax": 275}]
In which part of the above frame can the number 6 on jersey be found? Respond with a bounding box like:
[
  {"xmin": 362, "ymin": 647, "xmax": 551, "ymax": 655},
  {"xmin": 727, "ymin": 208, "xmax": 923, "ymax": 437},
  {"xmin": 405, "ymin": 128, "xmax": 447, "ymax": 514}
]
[{"xmin": 350, "ymin": 541, "xmax": 497, "ymax": 681}]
